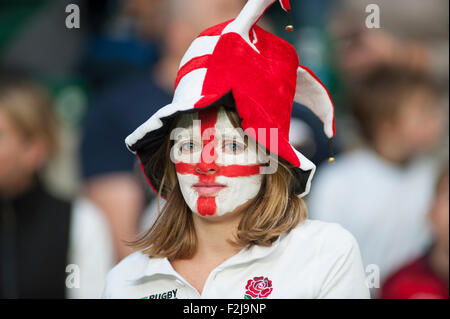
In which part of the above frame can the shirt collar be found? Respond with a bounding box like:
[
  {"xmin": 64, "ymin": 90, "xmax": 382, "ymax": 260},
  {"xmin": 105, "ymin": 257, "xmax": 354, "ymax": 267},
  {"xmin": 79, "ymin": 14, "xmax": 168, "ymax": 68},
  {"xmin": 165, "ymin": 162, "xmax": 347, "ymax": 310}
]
[
  {"xmin": 218, "ymin": 234, "xmax": 284, "ymax": 269},
  {"xmin": 126, "ymin": 256, "xmax": 175, "ymax": 281},
  {"xmin": 127, "ymin": 234, "xmax": 285, "ymax": 281}
]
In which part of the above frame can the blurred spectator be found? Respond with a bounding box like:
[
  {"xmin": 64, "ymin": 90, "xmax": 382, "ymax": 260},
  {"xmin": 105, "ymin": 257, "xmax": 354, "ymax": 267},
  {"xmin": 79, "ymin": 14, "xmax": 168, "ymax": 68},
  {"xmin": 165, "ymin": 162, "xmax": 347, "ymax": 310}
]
[
  {"xmin": 78, "ymin": 0, "xmax": 245, "ymax": 266},
  {"xmin": 0, "ymin": 0, "xmax": 84, "ymax": 77},
  {"xmin": 81, "ymin": 0, "xmax": 167, "ymax": 89},
  {"xmin": 0, "ymin": 76, "xmax": 70, "ymax": 298},
  {"xmin": 308, "ymin": 67, "xmax": 447, "ymax": 297},
  {"xmin": 381, "ymin": 164, "xmax": 449, "ymax": 299},
  {"xmin": 330, "ymin": 0, "xmax": 449, "ymax": 83},
  {"xmin": 327, "ymin": 0, "xmax": 449, "ymax": 154}
]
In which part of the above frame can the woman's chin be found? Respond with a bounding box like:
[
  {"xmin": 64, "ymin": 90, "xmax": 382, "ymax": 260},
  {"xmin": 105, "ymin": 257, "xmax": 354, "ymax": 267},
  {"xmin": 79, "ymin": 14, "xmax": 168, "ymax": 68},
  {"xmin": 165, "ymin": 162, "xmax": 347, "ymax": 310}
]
[{"xmin": 192, "ymin": 204, "xmax": 245, "ymax": 222}]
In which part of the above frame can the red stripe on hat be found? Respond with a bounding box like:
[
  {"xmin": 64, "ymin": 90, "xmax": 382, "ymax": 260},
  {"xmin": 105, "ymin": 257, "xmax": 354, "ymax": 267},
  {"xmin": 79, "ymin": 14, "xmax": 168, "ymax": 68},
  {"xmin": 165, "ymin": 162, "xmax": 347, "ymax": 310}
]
[
  {"xmin": 174, "ymin": 54, "xmax": 210, "ymax": 90},
  {"xmin": 279, "ymin": 0, "xmax": 291, "ymax": 11}
]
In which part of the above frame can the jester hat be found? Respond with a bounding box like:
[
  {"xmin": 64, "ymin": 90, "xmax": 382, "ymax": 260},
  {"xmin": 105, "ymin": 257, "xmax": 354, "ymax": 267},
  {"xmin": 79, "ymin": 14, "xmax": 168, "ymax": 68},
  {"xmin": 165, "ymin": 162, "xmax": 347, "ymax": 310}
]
[{"xmin": 125, "ymin": 0, "xmax": 335, "ymax": 197}]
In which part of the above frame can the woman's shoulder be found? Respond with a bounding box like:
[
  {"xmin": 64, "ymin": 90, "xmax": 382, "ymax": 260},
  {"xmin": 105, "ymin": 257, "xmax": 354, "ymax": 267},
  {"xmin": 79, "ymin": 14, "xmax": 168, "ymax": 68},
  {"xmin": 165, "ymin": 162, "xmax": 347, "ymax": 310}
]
[
  {"xmin": 282, "ymin": 219, "xmax": 369, "ymax": 298},
  {"xmin": 285, "ymin": 219, "xmax": 360, "ymax": 255}
]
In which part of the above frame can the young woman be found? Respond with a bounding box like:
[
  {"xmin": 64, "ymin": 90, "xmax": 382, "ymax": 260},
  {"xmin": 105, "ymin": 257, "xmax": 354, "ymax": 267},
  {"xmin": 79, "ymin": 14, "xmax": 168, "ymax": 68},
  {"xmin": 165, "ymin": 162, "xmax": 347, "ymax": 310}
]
[{"xmin": 102, "ymin": 0, "xmax": 370, "ymax": 299}]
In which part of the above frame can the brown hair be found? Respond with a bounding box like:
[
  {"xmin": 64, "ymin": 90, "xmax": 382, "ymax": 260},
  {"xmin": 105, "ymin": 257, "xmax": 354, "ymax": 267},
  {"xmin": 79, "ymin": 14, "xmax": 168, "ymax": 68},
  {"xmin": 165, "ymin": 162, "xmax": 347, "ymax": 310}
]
[
  {"xmin": 350, "ymin": 67, "xmax": 437, "ymax": 145},
  {"xmin": 0, "ymin": 77, "xmax": 59, "ymax": 157},
  {"xmin": 131, "ymin": 108, "xmax": 308, "ymax": 259}
]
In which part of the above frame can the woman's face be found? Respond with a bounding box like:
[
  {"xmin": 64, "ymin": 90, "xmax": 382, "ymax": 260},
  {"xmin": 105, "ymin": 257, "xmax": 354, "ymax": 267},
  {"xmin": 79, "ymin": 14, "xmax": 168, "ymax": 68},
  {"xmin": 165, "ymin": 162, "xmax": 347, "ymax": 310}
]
[
  {"xmin": 0, "ymin": 108, "xmax": 44, "ymax": 196},
  {"xmin": 171, "ymin": 107, "xmax": 265, "ymax": 217}
]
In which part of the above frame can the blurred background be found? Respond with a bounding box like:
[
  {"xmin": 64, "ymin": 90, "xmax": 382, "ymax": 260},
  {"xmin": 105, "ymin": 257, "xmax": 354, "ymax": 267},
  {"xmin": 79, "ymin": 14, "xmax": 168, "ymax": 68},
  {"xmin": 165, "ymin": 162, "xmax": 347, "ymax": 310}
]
[{"xmin": 0, "ymin": 0, "xmax": 448, "ymax": 299}]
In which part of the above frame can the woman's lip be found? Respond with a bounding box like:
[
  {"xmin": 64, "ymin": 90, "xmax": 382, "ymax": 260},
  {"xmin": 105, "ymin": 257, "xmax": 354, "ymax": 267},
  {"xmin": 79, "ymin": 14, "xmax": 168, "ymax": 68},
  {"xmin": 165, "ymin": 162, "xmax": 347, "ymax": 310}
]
[{"xmin": 193, "ymin": 184, "xmax": 226, "ymax": 196}]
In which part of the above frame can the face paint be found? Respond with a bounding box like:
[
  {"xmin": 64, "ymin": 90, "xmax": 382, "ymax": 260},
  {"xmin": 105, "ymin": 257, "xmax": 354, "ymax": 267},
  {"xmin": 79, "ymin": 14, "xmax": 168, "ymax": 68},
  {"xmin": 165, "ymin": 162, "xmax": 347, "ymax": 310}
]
[{"xmin": 172, "ymin": 107, "xmax": 264, "ymax": 217}]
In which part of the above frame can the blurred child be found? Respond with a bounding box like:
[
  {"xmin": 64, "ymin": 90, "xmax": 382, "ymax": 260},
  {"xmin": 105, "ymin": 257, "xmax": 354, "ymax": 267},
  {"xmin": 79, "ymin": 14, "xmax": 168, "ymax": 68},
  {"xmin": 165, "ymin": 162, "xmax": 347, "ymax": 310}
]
[
  {"xmin": 0, "ymin": 76, "xmax": 71, "ymax": 298},
  {"xmin": 308, "ymin": 67, "xmax": 446, "ymax": 295},
  {"xmin": 381, "ymin": 164, "xmax": 449, "ymax": 299}
]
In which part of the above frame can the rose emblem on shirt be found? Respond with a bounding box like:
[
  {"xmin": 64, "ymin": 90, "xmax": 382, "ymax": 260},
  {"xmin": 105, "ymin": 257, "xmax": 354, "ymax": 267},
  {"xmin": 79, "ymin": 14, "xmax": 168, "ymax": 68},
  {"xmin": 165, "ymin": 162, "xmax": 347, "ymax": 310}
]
[{"xmin": 244, "ymin": 276, "xmax": 273, "ymax": 299}]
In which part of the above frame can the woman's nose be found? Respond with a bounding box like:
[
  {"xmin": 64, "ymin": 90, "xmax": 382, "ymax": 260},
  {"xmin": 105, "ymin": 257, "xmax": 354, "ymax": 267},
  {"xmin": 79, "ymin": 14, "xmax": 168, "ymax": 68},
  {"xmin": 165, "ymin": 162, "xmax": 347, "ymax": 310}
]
[
  {"xmin": 195, "ymin": 167, "xmax": 217, "ymax": 175},
  {"xmin": 195, "ymin": 160, "xmax": 220, "ymax": 175}
]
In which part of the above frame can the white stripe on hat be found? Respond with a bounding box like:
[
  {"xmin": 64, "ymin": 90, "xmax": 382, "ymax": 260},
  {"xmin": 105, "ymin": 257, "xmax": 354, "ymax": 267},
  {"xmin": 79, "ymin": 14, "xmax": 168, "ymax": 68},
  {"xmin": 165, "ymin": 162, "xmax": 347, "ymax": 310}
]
[
  {"xmin": 125, "ymin": 96, "xmax": 203, "ymax": 151},
  {"xmin": 173, "ymin": 68, "xmax": 207, "ymax": 104},
  {"xmin": 295, "ymin": 66, "xmax": 335, "ymax": 138},
  {"xmin": 179, "ymin": 36, "xmax": 220, "ymax": 70},
  {"xmin": 222, "ymin": 0, "xmax": 277, "ymax": 53}
]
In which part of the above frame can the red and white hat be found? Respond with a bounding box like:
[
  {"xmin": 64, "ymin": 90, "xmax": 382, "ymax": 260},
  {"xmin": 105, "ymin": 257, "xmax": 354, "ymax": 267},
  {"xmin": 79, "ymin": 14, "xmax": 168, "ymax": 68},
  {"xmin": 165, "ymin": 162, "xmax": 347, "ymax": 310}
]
[{"xmin": 125, "ymin": 0, "xmax": 335, "ymax": 197}]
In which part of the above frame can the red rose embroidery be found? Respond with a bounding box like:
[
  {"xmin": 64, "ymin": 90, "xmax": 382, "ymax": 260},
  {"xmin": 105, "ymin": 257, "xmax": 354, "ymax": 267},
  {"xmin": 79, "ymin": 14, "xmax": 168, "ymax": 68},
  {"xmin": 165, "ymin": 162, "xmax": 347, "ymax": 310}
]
[{"xmin": 244, "ymin": 276, "xmax": 273, "ymax": 299}]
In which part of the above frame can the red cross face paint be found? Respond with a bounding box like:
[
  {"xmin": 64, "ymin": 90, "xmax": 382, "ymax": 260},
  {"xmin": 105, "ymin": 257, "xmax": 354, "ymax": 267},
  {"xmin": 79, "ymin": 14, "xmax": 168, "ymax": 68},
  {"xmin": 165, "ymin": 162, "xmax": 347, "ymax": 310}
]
[{"xmin": 172, "ymin": 107, "xmax": 266, "ymax": 217}]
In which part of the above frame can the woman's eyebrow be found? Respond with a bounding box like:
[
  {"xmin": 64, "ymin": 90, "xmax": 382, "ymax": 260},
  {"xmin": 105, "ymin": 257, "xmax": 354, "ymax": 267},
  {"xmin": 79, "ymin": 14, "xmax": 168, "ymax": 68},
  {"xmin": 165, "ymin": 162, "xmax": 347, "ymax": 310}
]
[
  {"xmin": 172, "ymin": 127, "xmax": 196, "ymax": 142},
  {"xmin": 220, "ymin": 130, "xmax": 245, "ymax": 140}
]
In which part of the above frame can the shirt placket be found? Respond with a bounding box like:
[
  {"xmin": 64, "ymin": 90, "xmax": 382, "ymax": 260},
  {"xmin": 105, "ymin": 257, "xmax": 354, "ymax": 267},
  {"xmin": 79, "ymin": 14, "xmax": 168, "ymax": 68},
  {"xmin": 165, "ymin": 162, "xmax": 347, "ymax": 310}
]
[
  {"xmin": 142, "ymin": 239, "xmax": 282, "ymax": 299},
  {"xmin": 160, "ymin": 260, "xmax": 202, "ymax": 299},
  {"xmin": 198, "ymin": 266, "xmax": 224, "ymax": 298},
  {"xmin": 174, "ymin": 277, "xmax": 201, "ymax": 299},
  {"xmin": 161, "ymin": 259, "xmax": 224, "ymax": 299}
]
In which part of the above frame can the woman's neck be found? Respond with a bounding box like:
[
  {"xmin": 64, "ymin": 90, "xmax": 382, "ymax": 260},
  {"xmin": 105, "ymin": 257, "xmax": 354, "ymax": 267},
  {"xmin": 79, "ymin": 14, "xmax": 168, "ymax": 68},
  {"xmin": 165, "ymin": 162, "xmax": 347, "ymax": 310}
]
[
  {"xmin": 168, "ymin": 211, "xmax": 244, "ymax": 295},
  {"xmin": 191, "ymin": 211, "xmax": 243, "ymax": 261}
]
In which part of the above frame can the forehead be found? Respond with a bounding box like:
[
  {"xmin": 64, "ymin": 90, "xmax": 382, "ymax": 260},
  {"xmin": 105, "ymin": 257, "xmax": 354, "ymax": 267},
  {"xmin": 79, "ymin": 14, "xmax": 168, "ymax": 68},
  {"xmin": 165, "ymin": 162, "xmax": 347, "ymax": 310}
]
[{"xmin": 174, "ymin": 106, "xmax": 240, "ymax": 136}]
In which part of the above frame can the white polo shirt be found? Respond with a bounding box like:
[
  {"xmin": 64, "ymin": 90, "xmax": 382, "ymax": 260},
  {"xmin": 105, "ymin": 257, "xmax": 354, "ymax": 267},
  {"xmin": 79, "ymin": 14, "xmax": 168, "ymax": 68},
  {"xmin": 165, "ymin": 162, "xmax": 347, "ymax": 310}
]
[{"xmin": 102, "ymin": 219, "xmax": 370, "ymax": 299}]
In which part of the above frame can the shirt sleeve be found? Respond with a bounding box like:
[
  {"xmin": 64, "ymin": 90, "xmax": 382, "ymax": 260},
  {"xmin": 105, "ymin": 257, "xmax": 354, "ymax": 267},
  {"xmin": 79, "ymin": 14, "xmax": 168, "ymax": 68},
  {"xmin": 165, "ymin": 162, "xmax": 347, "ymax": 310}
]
[{"xmin": 318, "ymin": 228, "xmax": 371, "ymax": 299}]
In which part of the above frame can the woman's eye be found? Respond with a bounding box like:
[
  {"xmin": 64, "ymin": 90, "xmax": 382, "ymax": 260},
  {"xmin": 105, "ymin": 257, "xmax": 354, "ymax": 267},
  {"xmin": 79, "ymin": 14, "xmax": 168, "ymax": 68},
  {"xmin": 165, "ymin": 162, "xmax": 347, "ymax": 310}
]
[
  {"xmin": 223, "ymin": 141, "xmax": 245, "ymax": 154},
  {"xmin": 179, "ymin": 141, "xmax": 199, "ymax": 153}
]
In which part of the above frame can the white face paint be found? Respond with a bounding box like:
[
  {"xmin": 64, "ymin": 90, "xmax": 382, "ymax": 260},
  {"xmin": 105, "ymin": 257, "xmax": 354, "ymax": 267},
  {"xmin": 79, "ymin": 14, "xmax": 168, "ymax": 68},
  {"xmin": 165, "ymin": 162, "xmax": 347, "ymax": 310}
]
[{"xmin": 171, "ymin": 106, "xmax": 265, "ymax": 217}]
